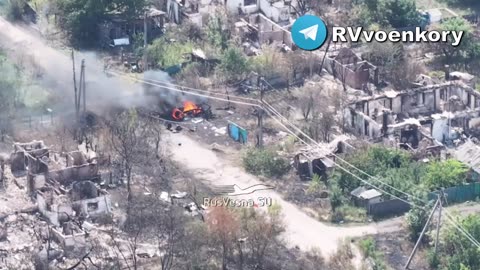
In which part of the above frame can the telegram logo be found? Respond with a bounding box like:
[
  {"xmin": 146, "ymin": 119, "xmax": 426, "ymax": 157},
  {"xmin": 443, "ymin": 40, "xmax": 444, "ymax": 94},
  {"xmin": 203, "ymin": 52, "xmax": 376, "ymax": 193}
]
[{"xmin": 291, "ymin": 15, "xmax": 328, "ymax": 51}]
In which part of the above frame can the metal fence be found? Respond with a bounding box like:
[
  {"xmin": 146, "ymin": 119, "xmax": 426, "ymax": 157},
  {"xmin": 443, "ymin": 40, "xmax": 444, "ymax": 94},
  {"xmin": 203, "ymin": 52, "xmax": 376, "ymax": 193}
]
[
  {"xmin": 368, "ymin": 199, "xmax": 411, "ymax": 218},
  {"xmin": 428, "ymin": 183, "xmax": 480, "ymax": 204},
  {"xmin": 369, "ymin": 183, "xmax": 480, "ymax": 218}
]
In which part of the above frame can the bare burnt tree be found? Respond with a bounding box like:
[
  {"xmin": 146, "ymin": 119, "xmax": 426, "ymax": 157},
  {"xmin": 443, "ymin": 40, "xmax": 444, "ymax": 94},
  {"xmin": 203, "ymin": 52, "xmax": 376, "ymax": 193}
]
[
  {"xmin": 298, "ymin": 86, "xmax": 318, "ymax": 122},
  {"xmin": 145, "ymin": 117, "xmax": 163, "ymax": 159},
  {"xmin": 332, "ymin": 90, "xmax": 349, "ymax": 132},
  {"xmin": 122, "ymin": 195, "xmax": 165, "ymax": 270},
  {"xmin": 288, "ymin": 0, "xmax": 331, "ymax": 17},
  {"xmin": 318, "ymin": 110, "xmax": 335, "ymax": 142},
  {"xmin": 206, "ymin": 206, "xmax": 240, "ymax": 270},
  {"xmin": 236, "ymin": 207, "xmax": 285, "ymax": 269},
  {"xmin": 106, "ymin": 109, "xmax": 152, "ymax": 202},
  {"xmin": 156, "ymin": 206, "xmax": 186, "ymax": 270},
  {"xmin": 179, "ymin": 221, "xmax": 211, "ymax": 269}
]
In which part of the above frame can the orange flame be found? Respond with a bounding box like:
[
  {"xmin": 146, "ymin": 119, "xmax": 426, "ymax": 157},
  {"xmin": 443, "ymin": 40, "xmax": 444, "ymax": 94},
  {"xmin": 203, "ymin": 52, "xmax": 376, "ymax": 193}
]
[{"xmin": 183, "ymin": 101, "xmax": 199, "ymax": 113}]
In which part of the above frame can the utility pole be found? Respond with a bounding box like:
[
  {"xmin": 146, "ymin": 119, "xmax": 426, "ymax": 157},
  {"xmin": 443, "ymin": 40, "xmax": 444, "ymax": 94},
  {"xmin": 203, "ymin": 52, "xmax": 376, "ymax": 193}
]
[
  {"xmin": 256, "ymin": 76, "xmax": 265, "ymax": 148},
  {"xmin": 435, "ymin": 192, "xmax": 443, "ymax": 255},
  {"xmin": 80, "ymin": 59, "xmax": 86, "ymax": 114},
  {"xmin": 71, "ymin": 50, "xmax": 79, "ymax": 121},
  {"xmin": 404, "ymin": 199, "xmax": 440, "ymax": 269},
  {"xmin": 143, "ymin": 11, "xmax": 148, "ymax": 71}
]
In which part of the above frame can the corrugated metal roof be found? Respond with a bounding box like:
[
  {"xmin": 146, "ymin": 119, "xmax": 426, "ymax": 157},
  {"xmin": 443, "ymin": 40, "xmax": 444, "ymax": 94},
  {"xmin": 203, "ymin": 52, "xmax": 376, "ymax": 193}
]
[
  {"xmin": 453, "ymin": 140, "xmax": 480, "ymax": 173},
  {"xmin": 350, "ymin": 186, "xmax": 367, "ymax": 197},
  {"xmin": 359, "ymin": 189, "xmax": 383, "ymax": 200}
]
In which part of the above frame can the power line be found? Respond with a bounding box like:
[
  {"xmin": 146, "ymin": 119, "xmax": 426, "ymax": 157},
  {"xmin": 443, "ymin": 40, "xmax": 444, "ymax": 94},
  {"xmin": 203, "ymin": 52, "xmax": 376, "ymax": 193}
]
[
  {"xmin": 109, "ymin": 71, "xmax": 262, "ymax": 108},
  {"xmin": 260, "ymin": 78, "xmax": 427, "ymax": 205},
  {"xmin": 443, "ymin": 210, "xmax": 480, "ymax": 248},
  {"xmin": 261, "ymin": 79, "xmax": 480, "ymax": 253},
  {"xmin": 263, "ymin": 100, "xmax": 425, "ymax": 204},
  {"xmin": 109, "ymin": 70, "xmax": 259, "ymax": 102},
  {"xmin": 111, "ymin": 69, "xmax": 480, "ymax": 253},
  {"xmin": 262, "ymin": 107, "xmax": 421, "ymax": 208}
]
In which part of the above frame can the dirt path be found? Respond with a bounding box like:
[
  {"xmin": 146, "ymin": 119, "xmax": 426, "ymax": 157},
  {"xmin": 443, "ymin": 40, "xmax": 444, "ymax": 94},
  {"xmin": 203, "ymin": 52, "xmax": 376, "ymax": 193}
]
[{"xmin": 165, "ymin": 132, "xmax": 381, "ymax": 257}]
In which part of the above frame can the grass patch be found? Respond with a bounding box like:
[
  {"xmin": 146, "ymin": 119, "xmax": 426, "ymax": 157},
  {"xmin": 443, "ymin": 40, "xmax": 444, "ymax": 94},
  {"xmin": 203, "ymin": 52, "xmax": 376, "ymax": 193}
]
[
  {"xmin": 331, "ymin": 205, "xmax": 367, "ymax": 223},
  {"xmin": 243, "ymin": 148, "xmax": 290, "ymax": 178},
  {"xmin": 358, "ymin": 237, "xmax": 387, "ymax": 270}
]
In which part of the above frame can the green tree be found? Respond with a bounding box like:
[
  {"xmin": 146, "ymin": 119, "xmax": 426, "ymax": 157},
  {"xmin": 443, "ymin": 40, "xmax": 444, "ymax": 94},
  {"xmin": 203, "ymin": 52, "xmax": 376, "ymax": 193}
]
[
  {"xmin": 405, "ymin": 205, "xmax": 430, "ymax": 242},
  {"xmin": 357, "ymin": 0, "xmax": 422, "ymax": 28},
  {"xmin": 146, "ymin": 38, "xmax": 193, "ymax": 68},
  {"xmin": 4, "ymin": 0, "xmax": 26, "ymax": 21},
  {"xmin": 442, "ymin": 215, "xmax": 480, "ymax": 270},
  {"xmin": 217, "ymin": 47, "xmax": 250, "ymax": 82},
  {"xmin": 384, "ymin": 0, "xmax": 422, "ymax": 28},
  {"xmin": 243, "ymin": 148, "xmax": 290, "ymax": 178},
  {"xmin": 433, "ymin": 17, "xmax": 474, "ymax": 61},
  {"xmin": 423, "ymin": 159, "xmax": 468, "ymax": 190},
  {"xmin": 0, "ymin": 56, "xmax": 21, "ymax": 141},
  {"xmin": 205, "ymin": 11, "xmax": 231, "ymax": 50},
  {"xmin": 332, "ymin": 146, "xmax": 411, "ymax": 193},
  {"xmin": 54, "ymin": 0, "xmax": 147, "ymax": 47}
]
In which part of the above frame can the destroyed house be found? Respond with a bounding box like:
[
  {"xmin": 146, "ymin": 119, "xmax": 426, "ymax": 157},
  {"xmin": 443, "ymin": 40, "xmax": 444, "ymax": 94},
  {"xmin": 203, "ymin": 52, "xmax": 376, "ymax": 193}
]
[
  {"xmin": 325, "ymin": 48, "xmax": 379, "ymax": 90},
  {"xmin": 236, "ymin": 13, "xmax": 293, "ymax": 49},
  {"xmin": 25, "ymin": 149, "xmax": 100, "ymax": 194},
  {"xmin": 98, "ymin": 7, "xmax": 166, "ymax": 47},
  {"xmin": 10, "ymin": 141, "xmax": 111, "ymax": 222},
  {"xmin": 344, "ymin": 82, "xmax": 480, "ymax": 147},
  {"xmin": 293, "ymin": 136, "xmax": 353, "ymax": 179}
]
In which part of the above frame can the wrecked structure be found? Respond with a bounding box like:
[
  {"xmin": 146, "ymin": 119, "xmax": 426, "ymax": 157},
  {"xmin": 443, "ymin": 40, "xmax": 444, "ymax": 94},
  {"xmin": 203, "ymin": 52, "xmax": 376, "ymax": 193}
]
[
  {"xmin": 293, "ymin": 135, "xmax": 354, "ymax": 179},
  {"xmin": 344, "ymin": 81, "xmax": 480, "ymax": 151},
  {"xmin": 98, "ymin": 6, "xmax": 166, "ymax": 48},
  {"xmin": 10, "ymin": 141, "xmax": 111, "ymax": 251},
  {"xmin": 235, "ymin": 13, "xmax": 293, "ymax": 50},
  {"xmin": 325, "ymin": 48, "xmax": 379, "ymax": 90}
]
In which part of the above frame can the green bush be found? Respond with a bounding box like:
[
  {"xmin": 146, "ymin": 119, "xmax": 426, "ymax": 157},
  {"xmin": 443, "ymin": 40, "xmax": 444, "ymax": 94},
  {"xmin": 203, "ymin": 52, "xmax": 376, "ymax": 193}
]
[
  {"xmin": 4, "ymin": 0, "xmax": 25, "ymax": 21},
  {"xmin": 332, "ymin": 205, "xmax": 367, "ymax": 223},
  {"xmin": 307, "ymin": 174, "xmax": 324, "ymax": 194},
  {"xmin": 424, "ymin": 159, "xmax": 468, "ymax": 190},
  {"xmin": 358, "ymin": 237, "xmax": 376, "ymax": 258},
  {"xmin": 358, "ymin": 237, "xmax": 387, "ymax": 270},
  {"xmin": 405, "ymin": 206, "xmax": 430, "ymax": 242},
  {"xmin": 217, "ymin": 47, "xmax": 250, "ymax": 82},
  {"xmin": 243, "ymin": 148, "xmax": 290, "ymax": 178},
  {"xmin": 146, "ymin": 38, "xmax": 193, "ymax": 68},
  {"xmin": 427, "ymin": 249, "xmax": 440, "ymax": 269}
]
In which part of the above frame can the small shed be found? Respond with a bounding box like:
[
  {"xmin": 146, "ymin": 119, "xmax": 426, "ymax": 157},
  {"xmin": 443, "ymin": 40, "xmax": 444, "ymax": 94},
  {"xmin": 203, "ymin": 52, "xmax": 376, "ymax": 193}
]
[
  {"xmin": 293, "ymin": 135, "xmax": 354, "ymax": 179},
  {"xmin": 351, "ymin": 187, "xmax": 382, "ymax": 208}
]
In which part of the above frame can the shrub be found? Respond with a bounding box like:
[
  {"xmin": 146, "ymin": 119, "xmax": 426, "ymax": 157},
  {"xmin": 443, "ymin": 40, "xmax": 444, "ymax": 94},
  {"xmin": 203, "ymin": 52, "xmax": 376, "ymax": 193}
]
[
  {"xmin": 424, "ymin": 159, "xmax": 468, "ymax": 190},
  {"xmin": 358, "ymin": 237, "xmax": 376, "ymax": 258},
  {"xmin": 307, "ymin": 174, "xmax": 324, "ymax": 195},
  {"xmin": 405, "ymin": 206, "xmax": 430, "ymax": 242},
  {"xmin": 4, "ymin": 0, "xmax": 25, "ymax": 21},
  {"xmin": 427, "ymin": 249, "xmax": 440, "ymax": 269},
  {"xmin": 146, "ymin": 38, "xmax": 193, "ymax": 68},
  {"xmin": 217, "ymin": 47, "xmax": 250, "ymax": 82},
  {"xmin": 335, "ymin": 205, "xmax": 367, "ymax": 222},
  {"xmin": 243, "ymin": 148, "xmax": 290, "ymax": 178}
]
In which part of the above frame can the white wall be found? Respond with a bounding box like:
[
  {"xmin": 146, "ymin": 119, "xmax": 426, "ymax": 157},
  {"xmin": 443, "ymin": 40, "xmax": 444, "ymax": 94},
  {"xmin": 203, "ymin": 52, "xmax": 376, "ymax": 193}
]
[
  {"xmin": 432, "ymin": 117, "xmax": 449, "ymax": 142},
  {"xmin": 226, "ymin": 0, "xmax": 259, "ymax": 14}
]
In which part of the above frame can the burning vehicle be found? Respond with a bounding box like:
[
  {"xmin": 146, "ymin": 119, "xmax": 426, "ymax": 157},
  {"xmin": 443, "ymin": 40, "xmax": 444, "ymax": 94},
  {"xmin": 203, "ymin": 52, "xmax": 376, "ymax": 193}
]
[{"xmin": 171, "ymin": 101, "xmax": 212, "ymax": 121}]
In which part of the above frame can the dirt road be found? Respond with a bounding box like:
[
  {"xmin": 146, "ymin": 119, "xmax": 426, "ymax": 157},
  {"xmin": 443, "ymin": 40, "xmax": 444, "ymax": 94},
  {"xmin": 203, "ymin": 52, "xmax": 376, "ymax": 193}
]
[
  {"xmin": 0, "ymin": 18, "xmax": 146, "ymax": 112},
  {"xmin": 165, "ymin": 132, "xmax": 381, "ymax": 256}
]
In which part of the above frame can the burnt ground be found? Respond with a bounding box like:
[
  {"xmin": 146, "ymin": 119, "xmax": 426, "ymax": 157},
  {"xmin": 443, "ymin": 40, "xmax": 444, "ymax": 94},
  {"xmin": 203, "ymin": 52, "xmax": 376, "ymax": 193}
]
[{"xmin": 356, "ymin": 231, "xmax": 430, "ymax": 270}]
